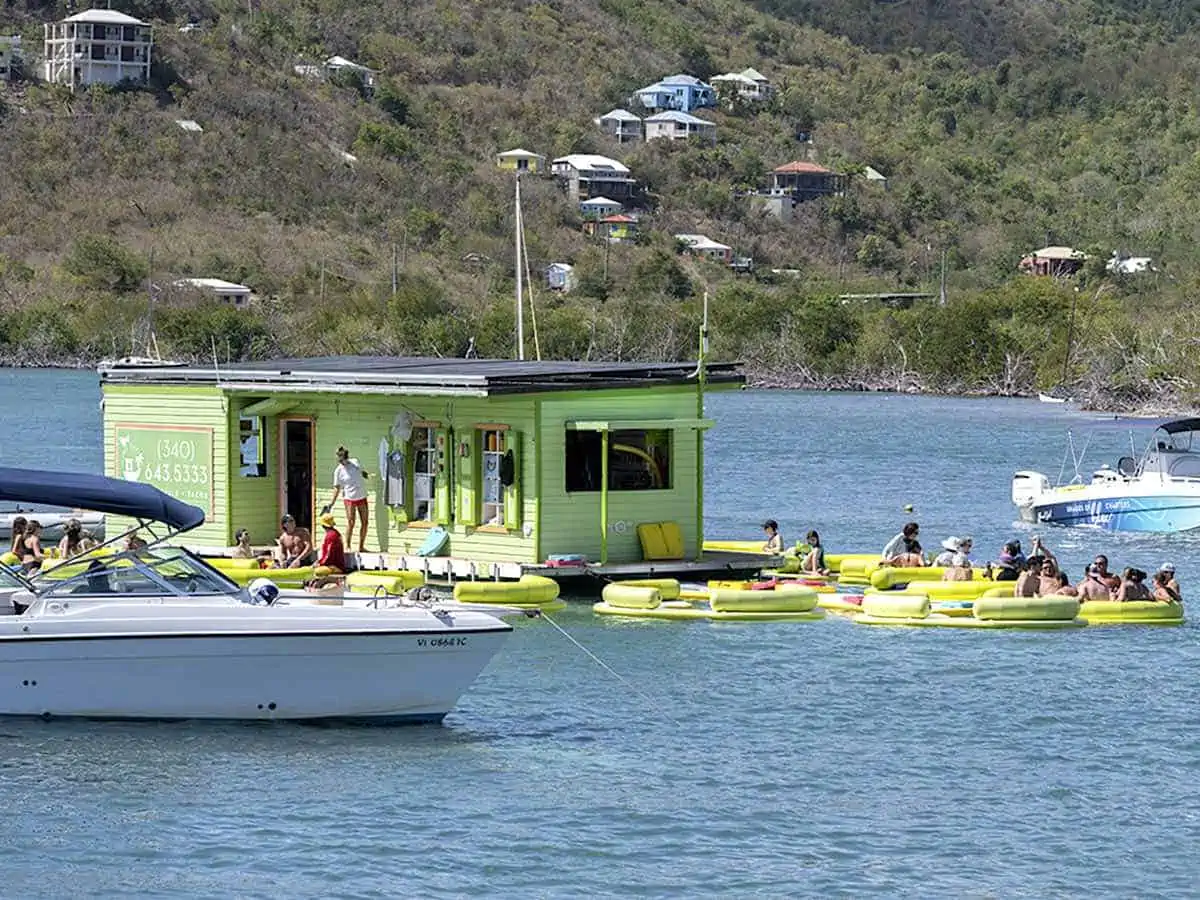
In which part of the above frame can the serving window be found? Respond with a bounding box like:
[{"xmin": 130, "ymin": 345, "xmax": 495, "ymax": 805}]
[{"xmin": 565, "ymin": 428, "xmax": 672, "ymax": 493}]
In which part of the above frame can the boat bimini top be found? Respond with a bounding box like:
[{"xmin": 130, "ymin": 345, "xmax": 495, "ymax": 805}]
[
  {"xmin": 1134, "ymin": 418, "xmax": 1200, "ymax": 480},
  {"xmin": 0, "ymin": 467, "xmax": 205, "ymax": 535}
]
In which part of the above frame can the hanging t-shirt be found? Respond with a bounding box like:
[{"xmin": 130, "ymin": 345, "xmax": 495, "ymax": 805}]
[{"xmin": 334, "ymin": 460, "xmax": 368, "ymax": 501}]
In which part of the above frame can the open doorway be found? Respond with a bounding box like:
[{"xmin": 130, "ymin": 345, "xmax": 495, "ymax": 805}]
[{"xmin": 279, "ymin": 418, "xmax": 314, "ymax": 529}]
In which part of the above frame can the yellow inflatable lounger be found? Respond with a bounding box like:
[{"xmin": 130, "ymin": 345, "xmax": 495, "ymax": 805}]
[
  {"xmin": 827, "ymin": 553, "xmax": 881, "ymax": 574},
  {"xmin": 855, "ymin": 593, "xmax": 1085, "ymax": 629},
  {"xmin": 972, "ymin": 595, "xmax": 1079, "ymax": 621},
  {"xmin": 869, "ymin": 566, "xmax": 988, "ymax": 590},
  {"xmin": 347, "ymin": 570, "xmax": 426, "ymax": 596},
  {"xmin": 1078, "ymin": 599, "xmax": 1185, "ymax": 625},
  {"xmin": 864, "ymin": 581, "xmax": 1013, "ymax": 602},
  {"xmin": 218, "ymin": 565, "xmax": 334, "ymax": 587},
  {"xmin": 453, "ymin": 575, "xmax": 561, "ymax": 606},
  {"xmin": 709, "ymin": 585, "xmax": 819, "ymax": 613},
  {"xmin": 601, "ymin": 584, "xmax": 662, "ymax": 609},
  {"xmin": 701, "ymin": 540, "xmax": 773, "ymax": 556},
  {"xmin": 616, "ymin": 578, "xmax": 682, "ymax": 601}
]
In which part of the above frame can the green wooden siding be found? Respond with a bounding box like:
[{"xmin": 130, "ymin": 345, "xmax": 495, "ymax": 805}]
[
  {"xmin": 538, "ymin": 386, "xmax": 702, "ymax": 562},
  {"xmin": 101, "ymin": 381, "xmax": 707, "ymax": 566},
  {"xmin": 102, "ymin": 386, "xmax": 231, "ymax": 547}
]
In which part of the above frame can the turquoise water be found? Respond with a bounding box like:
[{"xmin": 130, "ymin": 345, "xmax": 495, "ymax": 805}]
[{"xmin": 2, "ymin": 371, "xmax": 1199, "ymax": 898}]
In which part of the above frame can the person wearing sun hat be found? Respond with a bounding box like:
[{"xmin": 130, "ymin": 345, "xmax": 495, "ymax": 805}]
[
  {"xmin": 932, "ymin": 536, "xmax": 961, "ymax": 567},
  {"xmin": 316, "ymin": 512, "xmax": 346, "ymax": 573}
]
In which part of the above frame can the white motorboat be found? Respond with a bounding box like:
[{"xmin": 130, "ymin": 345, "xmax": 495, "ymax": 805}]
[
  {"xmin": 0, "ymin": 467, "xmax": 514, "ymax": 723},
  {"xmin": 0, "ymin": 509, "xmax": 105, "ymax": 542},
  {"xmin": 1012, "ymin": 417, "xmax": 1200, "ymax": 532}
]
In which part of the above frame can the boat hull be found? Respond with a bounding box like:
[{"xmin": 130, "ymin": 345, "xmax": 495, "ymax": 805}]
[
  {"xmin": 1025, "ymin": 492, "xmax": 1200, "ymax": 533},
  {"xmin": 0, "ymin": 627, "xmax": 509, "ymax": 722}
]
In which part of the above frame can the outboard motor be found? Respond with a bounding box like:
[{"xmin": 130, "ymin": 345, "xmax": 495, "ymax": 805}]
[
  {"xmin": 245, "ymin": 577, "xmax": 280, "ymax": 606},
  {"xmin": 1012, "ymin": 471, "xmax": 1049, "ymax": 508}
]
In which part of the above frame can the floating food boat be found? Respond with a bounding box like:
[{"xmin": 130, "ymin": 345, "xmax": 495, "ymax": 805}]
[
  {"xmin": 852, "ymin": 593, "xmax": 1085, "ymax": 630},
  {"xmin": 594, "ymin": 581, "xmax": 824, "ymax": 622}
]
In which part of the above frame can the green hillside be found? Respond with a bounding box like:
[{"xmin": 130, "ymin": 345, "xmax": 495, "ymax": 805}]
[{"xmin": 1, "ymin": 0, "xmax": 1198, "ymax": 407}]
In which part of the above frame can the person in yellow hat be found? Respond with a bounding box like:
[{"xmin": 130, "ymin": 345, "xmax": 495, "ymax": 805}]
[{"xmin": 316, "ymin": 512, "xmax": 346, "ymax": 573}]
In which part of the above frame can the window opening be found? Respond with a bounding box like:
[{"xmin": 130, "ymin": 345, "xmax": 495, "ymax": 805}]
[
  {"xmin": 412, "ymin": 426, "xmax": 437, "ymax": 521},
  {"xmin": 481, "ymin": 429, "xmax": 505, "ymax": 525},
  {"xmin": 565, "ymin": 429, "xmax": 672, "ymax": 492}
]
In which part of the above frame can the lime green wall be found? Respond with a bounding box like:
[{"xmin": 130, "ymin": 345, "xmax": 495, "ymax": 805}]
[
  {"xmin": 538, "ymin": 386, "xmax": 702, "ymax": 562},
  {"xmin": 102, "ymin": 385, "xmax": 232, "ymax": 547}
]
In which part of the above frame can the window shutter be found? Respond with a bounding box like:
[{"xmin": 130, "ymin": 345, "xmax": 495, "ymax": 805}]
[
  {"xmin": 433, "ymin": 427, "xmax": 451, "ymax": 524},
  {"xmin": 457, "ymin": 429, "xmax": 480, "ymax": 527},
  {"xmin": 503, "ymin": 430, "xmax": 522, "ymax": 531}
]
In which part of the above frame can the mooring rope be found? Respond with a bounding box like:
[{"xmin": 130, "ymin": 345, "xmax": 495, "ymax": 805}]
[{"xmin": 537, "ymin": 611, "xmax": 685, "ymax": 729}]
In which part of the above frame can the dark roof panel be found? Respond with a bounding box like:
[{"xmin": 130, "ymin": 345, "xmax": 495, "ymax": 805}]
[{"xmin": 99, "ymin": 355, "xmax": 743, "ymax": 395}]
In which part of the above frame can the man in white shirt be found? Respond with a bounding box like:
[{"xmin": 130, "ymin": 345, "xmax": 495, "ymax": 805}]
[
  {"xmin": 330, "ymin": 446, "xmax": 370, "ymax": 554},
  {"xmin": 882, "ymin": 521, "xmax": 919, "ymax": 561}
]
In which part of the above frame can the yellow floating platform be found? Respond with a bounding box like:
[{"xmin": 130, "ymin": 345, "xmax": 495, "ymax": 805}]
[
  {"xmin": 817, "ymin": 594, "xmax": 865, "ymax": 614},
  {"xmin": 596, "ymin": 581, "xmax": 824, "ymax": 622},
  {"xmin": 593, "ymin": 602, "xmax": 825, "ymax": 622},
  {"xmin": 1078, "ymin": 599, "xmax": 1184, "ymax": 625},
  {"xmin": 864, "ymin": 581, "xmax": 1014, "ymax": 603},
  {"xmin": 853, "ymin": 592, "xmax": 1084, "ymax": 629},
  {"xmin": 853, "ymin": 614, "xmax": 1085, "ymax": 630},
  {"xmin": 701, "ymin": 540, "xmax": 774, "ymax": 555}
]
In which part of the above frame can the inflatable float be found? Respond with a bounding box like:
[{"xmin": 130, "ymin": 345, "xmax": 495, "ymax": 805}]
[
  {"xmin": 1077, "ymin": 599, "xmax": 1185, "ymax": 625},
  {"xmin": 868, "ymin": 566, "xmax": 989, "ymax": 591},
  {"xmin": 205, "ymin": 557, "xmax": 336, "ymax": 588},
  {"xmin": 453, "ymin": 575, "xmax": 564, "ymax": 610},
  {"xmin": 863, "ymin": 581, "xmax": 1015, "ymax": 604},
  {"xmin": 852, "ymin": 592, "xmax": 1085, "ymax": 630},
  {"xmin": 709, "ymin": 576, "xmax": 836, "ymax": 594},
  {"xmin": 701, "ymin": 540, "xmax": 775, "ymax": 556},
  {"xmin": 345, "ymin": 570, "xmax": 427, "ymax": 596},
  {"xmin": 594, "ymin": 582, "xmax": 824, "ymax": 622}
]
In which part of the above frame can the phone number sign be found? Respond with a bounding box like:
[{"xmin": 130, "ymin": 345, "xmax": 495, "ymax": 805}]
[{"xmin": 114, "ymin": 424, "xmax": 214, "ymax": 515}]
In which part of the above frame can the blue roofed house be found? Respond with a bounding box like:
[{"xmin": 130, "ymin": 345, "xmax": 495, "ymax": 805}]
[
  {"xmin": 644, "ymin": 111, "xmax": 716, "ymax": 144},
  {"xmin": 631, "ymin": 74, "xmax": 716, "ymax": 113}
]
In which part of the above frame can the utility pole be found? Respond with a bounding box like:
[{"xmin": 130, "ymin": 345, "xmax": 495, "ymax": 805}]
[
  {"xmin": 939, "ymin": 248, "xmax": 948, "ymax": 305},
  {"xmin": 391, "ymin": 242, "xmax": 398, "ymax": 296},
  {"xmin": 319, "ymin": 260, "xmax": 326, "ymax": 302}
]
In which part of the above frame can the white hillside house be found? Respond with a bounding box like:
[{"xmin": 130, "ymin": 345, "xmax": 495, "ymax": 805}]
[
  {"xmin": 174, "ymin": 278, "xmax": 253, "ymax": 308},
  {"xmin": 711, "ymin": 68, "xmax": 774, "ymax": 101},
  {"xmin": 44, "ymin": 9, "xmax": 152, "ymax": 91},
  {"xmin": 644, "ymin": 111, "xmax": 716, "ymax": 144}
]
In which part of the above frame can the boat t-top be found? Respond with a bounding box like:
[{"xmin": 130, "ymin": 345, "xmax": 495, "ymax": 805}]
[
  {"xmin": 1012, "ymin": 417, "xmax": 1200, "ymax": 532},
  {"xmin": 0, "ymin": 466, "xmax": 515, "ymax": 723}
]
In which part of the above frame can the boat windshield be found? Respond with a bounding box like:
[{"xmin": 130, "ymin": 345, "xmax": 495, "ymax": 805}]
[
  {"xmin": 31, "ymin": 548, "xmax": 241, "ymax": 599},
  {"xmin": 0, "ymin": 561, "xmax": 31, "ymax": 591}
]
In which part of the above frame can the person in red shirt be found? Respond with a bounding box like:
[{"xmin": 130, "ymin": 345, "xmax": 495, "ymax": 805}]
[{"xmin": 316, "ymin": 513, "xmax": 346, "ymax": 573}]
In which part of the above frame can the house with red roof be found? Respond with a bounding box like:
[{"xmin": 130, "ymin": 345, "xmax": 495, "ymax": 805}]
[{"xmin": 582, "ymin": 214, "xmax": 639, "ymax": 242}]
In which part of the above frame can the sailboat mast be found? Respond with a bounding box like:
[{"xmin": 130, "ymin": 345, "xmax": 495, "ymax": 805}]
[
  {"xmin": 1062, "ymin": 289, "xmax": 1077, "ymax": 385},
  {"xmin": 515, "ymin": 174, "xmax": 525, "ymax": 361}
]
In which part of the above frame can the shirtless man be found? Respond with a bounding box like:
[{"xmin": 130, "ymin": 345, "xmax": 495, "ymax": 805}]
[
  {"xmin": 1015, "ymin": 557, "xmax": 1042, "ymax": 597},
  {"xmin": 1076, "ymin": 564, "xmax": 1113, "ymax": 600},
  {"xmin": 1092, "ymin": 554, "xmax": 1121, "ymax": 593},
  {"xmin": 277, "ymin": 514, "xmax": 315, "ymax": 568}
]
